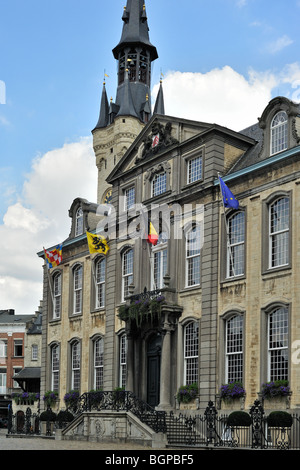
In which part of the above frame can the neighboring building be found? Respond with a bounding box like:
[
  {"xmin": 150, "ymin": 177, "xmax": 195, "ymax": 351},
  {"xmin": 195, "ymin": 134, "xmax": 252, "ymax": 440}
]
[
  {"xmin": 39, "ymin": 0, "xmax": 300, "ymax": 418},
  {"xmin": 0, "ymin": 310, "xmax": 35, "ymax": 417},
  {"xmin": 13, "ymin": 309, "xmax": 42, "ymax": 396}
]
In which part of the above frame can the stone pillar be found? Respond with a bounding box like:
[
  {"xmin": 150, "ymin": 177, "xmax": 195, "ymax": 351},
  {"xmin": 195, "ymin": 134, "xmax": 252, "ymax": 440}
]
[{"xmin": 157, "ymin": 322, "xmax": 173, "ymax": 410}]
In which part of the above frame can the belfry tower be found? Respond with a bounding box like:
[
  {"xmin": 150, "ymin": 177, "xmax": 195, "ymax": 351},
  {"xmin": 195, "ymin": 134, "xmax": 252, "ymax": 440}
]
[{"xmin": 92, "ymin": 0, "xmax": 164, "ymax": 205}]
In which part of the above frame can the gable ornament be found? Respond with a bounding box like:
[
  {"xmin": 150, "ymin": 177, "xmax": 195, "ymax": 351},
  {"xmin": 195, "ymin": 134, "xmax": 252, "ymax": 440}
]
[{"xmin": 136, "ymin": 121, "xmax": 178, "ymax": 162}]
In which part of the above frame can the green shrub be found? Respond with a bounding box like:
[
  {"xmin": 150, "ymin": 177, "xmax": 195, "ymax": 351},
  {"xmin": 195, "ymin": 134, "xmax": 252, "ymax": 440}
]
[
  {"xmin": 57, "ymin": 410, "xmax": 74, "ymax": 423},
  {"xmin": 40, "ymin": 410, "xmax": 57, "ymax": 422},
  {"xmin": 227, "ymin": 411, "xmax": 252, "ymax": 427},
  {"xmin": 267, "ymin": 411, "xmax": 293, "ymax": 428}
]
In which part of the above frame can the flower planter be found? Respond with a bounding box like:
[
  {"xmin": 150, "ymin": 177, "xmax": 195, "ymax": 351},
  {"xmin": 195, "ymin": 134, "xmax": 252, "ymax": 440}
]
[
  {"xmin": 179, "ymin": 398, "xmax": 199, "ymax": 411},
  {"xmin": 263, "ymin": 395, "xmax": 291, "ymax": 410},
  {"xmin": 221, "ymin": 396, "xmax": 245, "ymax": 411}
]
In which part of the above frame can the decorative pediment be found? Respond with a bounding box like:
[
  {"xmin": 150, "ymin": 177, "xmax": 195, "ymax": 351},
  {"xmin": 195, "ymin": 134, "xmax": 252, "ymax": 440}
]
[{"xmin": 136, "ymin": 121, "xmax": 179, "ymax": 163}]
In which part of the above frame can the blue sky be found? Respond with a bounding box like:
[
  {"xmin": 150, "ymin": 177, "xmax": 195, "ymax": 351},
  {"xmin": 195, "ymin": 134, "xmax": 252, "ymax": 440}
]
[{"xmin": 0, "ymin": 0, "xmax": 300, "ymax": 313}]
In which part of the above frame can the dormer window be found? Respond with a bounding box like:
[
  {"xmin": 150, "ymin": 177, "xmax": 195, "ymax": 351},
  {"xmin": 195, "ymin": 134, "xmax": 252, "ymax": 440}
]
[
  {"xmin": 271, "ymin": 111, "xmax": 288, "ymax": 156},
  {"xmin": 75, "ymin": 207, "xmax": 83, "ymax": 237}
]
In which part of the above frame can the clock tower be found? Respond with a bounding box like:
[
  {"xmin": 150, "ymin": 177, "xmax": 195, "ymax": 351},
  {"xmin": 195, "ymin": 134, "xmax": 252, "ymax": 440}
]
[{"xmin": 92, "ymin": 0, "xmax": 163, "ymax": 205}]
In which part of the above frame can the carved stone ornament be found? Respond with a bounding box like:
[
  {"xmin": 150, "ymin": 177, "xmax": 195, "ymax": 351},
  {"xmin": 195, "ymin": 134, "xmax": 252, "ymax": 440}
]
[{"xmin": 136, "ymin": 121, "xmax": 178, "ymax": 162}]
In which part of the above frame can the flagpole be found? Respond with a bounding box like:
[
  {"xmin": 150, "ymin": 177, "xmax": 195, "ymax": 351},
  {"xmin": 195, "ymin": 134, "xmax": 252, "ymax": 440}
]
[
  {"xmin": 217, "ymin": 174, "xmax": 236, "ymax": 278},
  {"xmin": 43, "ymin": 247, "xmax": 55, "ymax": 310}
]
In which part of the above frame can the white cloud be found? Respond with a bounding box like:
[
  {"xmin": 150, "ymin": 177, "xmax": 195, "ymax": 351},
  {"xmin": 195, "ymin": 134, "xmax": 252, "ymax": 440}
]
[
  {"xmin": 153, "ymin": 66, "xmax": 277, "ymax": 131},
  {"xmin": 0, "ymin": 137, "xmax": 97, "ymax": 313},
  {"xmin": 266, "ymin": 35, "xmax": 294, "ymax": 54}
]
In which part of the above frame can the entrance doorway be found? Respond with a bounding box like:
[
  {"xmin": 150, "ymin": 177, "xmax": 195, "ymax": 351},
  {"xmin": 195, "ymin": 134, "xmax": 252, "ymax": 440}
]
[{"xmin": 147, "ymin": 335, "xmax": 162, "ymax": 407}]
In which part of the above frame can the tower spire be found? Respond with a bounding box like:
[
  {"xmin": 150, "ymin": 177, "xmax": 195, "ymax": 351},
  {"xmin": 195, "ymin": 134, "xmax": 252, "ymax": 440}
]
[
  {"xmin": 94, "ymin": 80, "xmax": 109, "ymax": 129},
  {"xmin": 112, "ymin": 0, "xmax": 158, "ymax": 123}
]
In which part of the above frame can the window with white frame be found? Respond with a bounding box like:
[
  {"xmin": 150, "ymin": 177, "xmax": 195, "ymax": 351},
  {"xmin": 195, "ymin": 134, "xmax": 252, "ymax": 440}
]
[
  {"xmin": 94, "ymin": 337, "xmax": 104, "ymax": 390},
  {"xmin": 124, "ymin": 186, "xmax": 135, "ymax": 211},
  {"xmin": 225, "ymin": 315, "xmax": 243, "ymax": 383},
  {"xmin": 271, "ymin": 111, "xmax": 288, "ymax": 156},
  {"xmin": 75, "ymin": 207, "xmax": 83, "ymax": 236},
  {"xmin": 0, "ymin": 341, "xmax": 7, "ymax": 358},
  {"xmin": 73, "ymin": 265, "xmax": 83, "ymax": 314},
  {"xmin": 119, "ymin": 334, "xmax": 127, "ymax": 388},
  {"xmin": 152, "ymin": 172, "xmax": 167, "ymax": 197},
  {"xmin": 31, "ymin": 344, "xmax": 38, "ymax": 361},
  {"xmin": 269, "ymin": 197, "xmax": 289, "ymax": 268},
  {"xmin": 186, "ymin": 225, "xmax": 201, "ymax": 287},
  {"xmin": 152, "ymin": 232, "xmax": 168, "ymax": 289},
  {"xmin": 0, "ymin": 370, "xmax": 6, "ymax": 395},
  {"xmin": 71, "ymin": 341, "xmax": 81, "ymax": 391},
  {"xmin": 227, "ymin": 212, "xmax": 245, "ymax": 277},
  {"xmin": 184, "ymin": 322, "xmax": 199, "ymax": 385},
  {"xmin": 53, "ymin": 272, "xmax": 61, "ymax": 319},
  {"xmin": 95, "ymin": 257, "xmax": 106, "ymax": 308},
  {"xmin": 122, "ymin": 248, "xmax": 133, "ymax": 301},
  {"xmin": 187, "ymin": 155, "xmax": 202, "ymax": 184},
  {"xmin": 268, "ymin": 307, "xmax": 289, "ymax": 381},
  {"xmin": 51, "ymin": 345, "xmax": 60, "ymax": 392}
]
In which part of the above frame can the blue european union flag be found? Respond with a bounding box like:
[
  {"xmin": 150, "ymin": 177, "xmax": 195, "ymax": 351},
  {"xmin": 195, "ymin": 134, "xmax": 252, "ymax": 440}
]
[{"xmin": 219, "ymin": 176, "xmax": 239, "ymax": 210}]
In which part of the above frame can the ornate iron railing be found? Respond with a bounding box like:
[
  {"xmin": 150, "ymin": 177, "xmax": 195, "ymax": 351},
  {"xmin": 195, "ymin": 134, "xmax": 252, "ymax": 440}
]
[
  {"xmin": 6, "ymin": 396, "xmax": 300, "ymax": 449},
  {"xmin": 66, "ymin": 390, "xmax": 167, "ymax": 433}
]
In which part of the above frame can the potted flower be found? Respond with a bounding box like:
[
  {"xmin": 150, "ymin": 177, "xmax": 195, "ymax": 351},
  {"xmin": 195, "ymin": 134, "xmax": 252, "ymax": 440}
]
[
  {"xmin": 176, "ymin": 383, "xmax": 198, "ymax": 409},
  {"xmin": 218, "ymin": 381, "xmax": 246, "ymax": 410},
  {"xmin": 43, "ymin": 390, "xmax": 58, "ymax": 408},
  {"xmin": 64, "ymin": 390, "xmax": 80, "ymax": 411},
  {"xmin": 260, "ymin": 380, "xmax": 291, "ymax": 410}
]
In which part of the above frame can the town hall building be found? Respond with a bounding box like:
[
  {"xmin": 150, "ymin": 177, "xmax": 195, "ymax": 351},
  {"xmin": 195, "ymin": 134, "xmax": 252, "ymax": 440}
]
[{"xmin": 39, "ymin": 0, "xmax": 300, "ymax": 420}]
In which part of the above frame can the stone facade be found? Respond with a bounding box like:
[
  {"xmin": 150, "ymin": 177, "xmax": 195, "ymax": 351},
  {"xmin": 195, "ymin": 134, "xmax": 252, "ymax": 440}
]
[{"xmin": 38, "ymin": 2, "xmax": 300, "ymax": 419}]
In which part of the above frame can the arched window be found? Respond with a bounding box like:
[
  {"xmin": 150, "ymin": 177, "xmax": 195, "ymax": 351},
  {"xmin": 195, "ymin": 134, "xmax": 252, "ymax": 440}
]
[
  {"xmin": 268, "ymin": 306, "xmax": 288, "ymax": 381},
  {"xmin": 93, "ymin": 337, "xmax": 104, "ymax": 390},
  {"xmin": 122, "ymin": 248, "xmax": 133, "ymax": 301},
  {"xmin": 184, "ymin": 322, "xmax": 199, "ymax": 385},
  {"xmin": 71, "ymin": 341, "xmax": 81, "ymax": 391},
  {"xmin": 225, "ymin": 315, "xmax": 243, "ymax": 383},
  {"xmin": 227, "ymin": 212, "xmax": 245, "ymax": 278},
  {"xmin": 51, "ymin": 344, "xmax": 60, "ymax": 392},
  {"xmin": 152, "ymin": 232, "xmax": 168, "ymax": 289},
  {"xmin": 269, "ymin": 197, "xmax": 289, "ymax": 268},
  {"xmin": 73, "ymin": 265, "xmax": 83, "ymax": 314},
  {"xmin": 185, "ymin": 225, "xmax": 201, "ymax": 287},
  {"xmin": 53, "ymin": 272, "xmax": 62, "ymax": 319},
  {"xmin": 75, "ymin": 207, "xmax": 83, "ymax": 237},
  {"xmin": 95, "ymin": 258, "xmax": 106, "ymax": 308},
  {"xmin": 271, "ymin": 111, "xmax": 288, "ymax": 155}
]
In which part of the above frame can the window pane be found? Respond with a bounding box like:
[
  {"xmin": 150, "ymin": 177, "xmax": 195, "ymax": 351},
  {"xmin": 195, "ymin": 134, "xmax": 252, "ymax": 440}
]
[
  {"xmin": 75, "ymin": 207, "xmax": 83, "ymax": 236},
  {"xmin": 271, "ymin": 111, "xmax": 288, "ymax": 155},
  {"xmin": 184, "ymin": 322, "xmax": 199, "ymax": 385},
  {"xmin": 74, "ymin": 266, "xmax": 83, "ymax": 313},
  {"xmin": 186, "ymin": 225, "xmax": 201, "ymax": 286},
  {"xmin": 152, "ymin": 172, "xmax": 166, "ymax": 197},
  {"xmin": 269, "ymin": 197, "xmax": 289, "ymax": 267},
  {"xmin": 96, "ymin": 258, "xmax": 106, "ymax": 308},
  {"xmin": 122, "ymin": 249, "xmax": 133, "ymax": 300},
  {"xmin": 268, "ymin": 307, "xmax": 288, "ymax": 381},
  {"xmin": 226, "ymin": 315, "xmax": 243, "ymax": 383},
  {"xmin": 94, "ymin": 338, "xmax": 103, "ymax": 390},
  {"xmin": 188, "ymin": 156, "xmax": 202, "ymax": 184},
  {"xmin": 228, "ymin": 212, "xmax": 245, "ymax": 277},
  {"xmin": 125, "ymin": 187, "xmax": 135, "ymax": 210}
]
